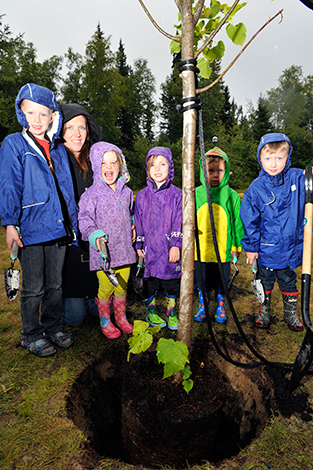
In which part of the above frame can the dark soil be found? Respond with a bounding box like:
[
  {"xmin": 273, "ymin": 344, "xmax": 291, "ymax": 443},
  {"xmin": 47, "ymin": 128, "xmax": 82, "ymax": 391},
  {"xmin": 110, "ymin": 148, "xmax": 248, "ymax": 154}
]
[{"xmin": 64, "ymin": 334, "xmax": 313, "ymax": 469}]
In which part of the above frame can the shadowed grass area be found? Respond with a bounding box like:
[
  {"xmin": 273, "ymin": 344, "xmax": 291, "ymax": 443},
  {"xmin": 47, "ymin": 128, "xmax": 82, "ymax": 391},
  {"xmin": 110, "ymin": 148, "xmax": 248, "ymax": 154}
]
[{"xmin": 0, "ymin": 225, "xmax": 313, "ymax": 470}]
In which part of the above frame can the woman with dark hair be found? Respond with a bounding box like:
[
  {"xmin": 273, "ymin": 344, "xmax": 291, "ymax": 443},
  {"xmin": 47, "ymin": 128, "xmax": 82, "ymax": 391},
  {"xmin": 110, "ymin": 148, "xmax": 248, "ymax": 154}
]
[{"xmin": 60, "ymin": 103, "xmax": 102, "ymax": 326}]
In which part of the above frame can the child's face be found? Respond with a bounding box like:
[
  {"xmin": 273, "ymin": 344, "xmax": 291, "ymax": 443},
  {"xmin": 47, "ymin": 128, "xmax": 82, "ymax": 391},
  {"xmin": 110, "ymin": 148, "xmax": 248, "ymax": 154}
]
[
  {"xmin": 63, "ymin": 115, "xmax": 87, "ymax": 157},
  {"xmin": 149, "ymin": 155, "xmax": 169, "ymax": 189},
  {"xmin": 101, "ymin": 150, "xmax": 120, "ymax": 191},
  {"xmin": 20, "ymin": 99, "xmax": 53, "ymax": 139},
  {"xmin": 260, "ymin": 147, "xmax": 288, "ymax": 176},
  {"xmin": 206, "ymin": 159, "xmax": 225, "ymax": 187}
]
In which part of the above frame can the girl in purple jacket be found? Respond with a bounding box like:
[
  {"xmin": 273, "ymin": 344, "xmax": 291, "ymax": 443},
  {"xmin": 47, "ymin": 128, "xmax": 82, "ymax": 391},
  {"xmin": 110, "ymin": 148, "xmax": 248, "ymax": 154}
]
[
  {"xmin": 134, "ymin": 147, "xmax": 182, "ymax": 330},
  {"xmin": 78, "ymin": 142, "xmax": 136, "ymax": 339}
]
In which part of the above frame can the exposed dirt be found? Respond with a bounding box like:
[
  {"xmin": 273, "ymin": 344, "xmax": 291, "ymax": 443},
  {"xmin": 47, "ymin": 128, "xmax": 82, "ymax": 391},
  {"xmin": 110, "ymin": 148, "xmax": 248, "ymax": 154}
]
[{"xmin": 65, "ymin": 333, "xmax": 313, "ymax": 469}]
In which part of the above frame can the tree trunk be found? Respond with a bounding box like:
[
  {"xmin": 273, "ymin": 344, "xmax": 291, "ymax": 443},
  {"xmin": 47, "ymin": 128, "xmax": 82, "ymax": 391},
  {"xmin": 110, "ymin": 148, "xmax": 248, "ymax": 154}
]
[{"xmin": 177, "ymin": 0, "xmax": 197, "ymax": 351}]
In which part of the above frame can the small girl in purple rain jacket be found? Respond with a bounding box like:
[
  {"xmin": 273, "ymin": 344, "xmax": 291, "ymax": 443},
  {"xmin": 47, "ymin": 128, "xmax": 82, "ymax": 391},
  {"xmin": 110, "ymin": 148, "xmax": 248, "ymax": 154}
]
[
  {"xmin": 134, "ymin": 147, "xmax": 182, "ymax": 330},
  {"xmin": 78, "ymin": 142, "xmax": 136, "ymax": 339}
]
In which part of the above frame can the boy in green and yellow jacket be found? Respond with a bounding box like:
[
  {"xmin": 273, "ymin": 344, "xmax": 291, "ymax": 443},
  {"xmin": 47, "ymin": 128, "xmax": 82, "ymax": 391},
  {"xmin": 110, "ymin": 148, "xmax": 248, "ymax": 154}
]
[{"xmin": 194, "ymin": 147, "xmax": 244, "ymax": 323}]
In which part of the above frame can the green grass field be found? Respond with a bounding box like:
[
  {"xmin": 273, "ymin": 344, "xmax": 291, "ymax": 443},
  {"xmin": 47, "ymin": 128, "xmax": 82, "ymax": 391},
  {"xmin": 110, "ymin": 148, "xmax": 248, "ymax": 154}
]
[{"xmin": 1, "ymin": 225, "xmax": 313, "ymax": 470}]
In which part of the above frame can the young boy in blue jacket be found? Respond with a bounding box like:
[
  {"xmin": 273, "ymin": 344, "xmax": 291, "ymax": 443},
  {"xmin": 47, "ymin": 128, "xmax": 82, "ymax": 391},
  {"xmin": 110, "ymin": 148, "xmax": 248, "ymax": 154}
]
[
  {"xmin": 0, "ymin": 83, "xmax": 78, "ymax": 356},
  {"xmin": 240, "ymin": 133, "xmax": 304, "ymax": 331}
]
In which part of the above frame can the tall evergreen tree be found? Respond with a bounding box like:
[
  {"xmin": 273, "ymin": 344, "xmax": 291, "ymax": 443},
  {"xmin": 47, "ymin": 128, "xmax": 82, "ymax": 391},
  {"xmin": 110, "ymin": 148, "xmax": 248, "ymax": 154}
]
[
  {"xmin": 250, "ymin": 95, "xmax": 272, "ymax": 140},
  {"xmin": 159, "ymin": 53, "xmax": 183, "ymax": 144}
]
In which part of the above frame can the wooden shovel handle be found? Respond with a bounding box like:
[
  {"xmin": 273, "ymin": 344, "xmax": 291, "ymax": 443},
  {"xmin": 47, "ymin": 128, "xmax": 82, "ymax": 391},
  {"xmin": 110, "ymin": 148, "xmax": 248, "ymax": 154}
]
[{"xmin": 303, "ymin": 167, "xmax": 313, "ymax": 276}]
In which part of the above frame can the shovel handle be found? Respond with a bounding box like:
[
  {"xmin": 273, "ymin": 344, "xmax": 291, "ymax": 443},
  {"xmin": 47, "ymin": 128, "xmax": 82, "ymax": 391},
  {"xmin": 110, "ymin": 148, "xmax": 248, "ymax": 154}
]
[{"xmin": 303, "ymin": 167, "xmax": 313, "ymax": 276}]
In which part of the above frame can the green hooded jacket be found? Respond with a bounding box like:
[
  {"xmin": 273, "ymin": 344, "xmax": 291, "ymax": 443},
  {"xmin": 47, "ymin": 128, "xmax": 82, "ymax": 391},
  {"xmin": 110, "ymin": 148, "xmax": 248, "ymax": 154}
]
[{"xmin": 195, "ymin": 147, "xmax": 244, "ymax": 263}]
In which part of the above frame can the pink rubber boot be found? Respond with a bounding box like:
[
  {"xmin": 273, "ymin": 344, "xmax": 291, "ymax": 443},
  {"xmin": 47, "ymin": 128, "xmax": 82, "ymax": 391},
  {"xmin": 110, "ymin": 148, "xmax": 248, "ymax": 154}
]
[
  {"xmin": 95, "ymin": 297, "xmax": 121, "ymax": 339},
  {"xmin": 113, "ymin": 297, "xmax": 133, "ymax": 334}
]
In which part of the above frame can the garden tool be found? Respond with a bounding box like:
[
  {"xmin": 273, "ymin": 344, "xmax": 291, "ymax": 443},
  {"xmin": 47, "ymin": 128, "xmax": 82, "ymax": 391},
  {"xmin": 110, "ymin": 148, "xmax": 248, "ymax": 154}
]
[
  {"xmin": 4, "ymin": 238, "xmax": 20, "ymax": 301},
  {"xmin": 99, "ymin": 239, "xmax": 119, "ymax": 287},
  {"xmin": 133, "ymin": 255, "xmax": 144, "ymax": 294},
  {"xmin": 228, "ymin": 255, "xmax": 239, "ymax": 291},
  {"xmin": 251, "ymin": 257, "xmax": 265, "ymax": 304},
  {"xmin": 290, "ymin": 166, "xmax": 313, "ymax": 392}
]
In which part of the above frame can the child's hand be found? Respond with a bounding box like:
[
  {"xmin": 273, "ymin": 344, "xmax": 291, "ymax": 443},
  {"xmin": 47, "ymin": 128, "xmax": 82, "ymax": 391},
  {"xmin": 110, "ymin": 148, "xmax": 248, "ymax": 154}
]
[
  {"xmin": 169, "ymin": 246, "xmax": 180, "ymax": 263},
  {"xmin": 96, "ymin": 236, "xmax": 107, "ymax": 251},
  {"xmin": 137, "ymin": 249, "xmax": 145, "ymax": 259},
  {"xmin": 246, "ymin": 252, "xmax": 258, "ymax": 265},
  {"xmin": 6, "ymin": 225, "xmax": 23, "ymax": 250},
  {"xmin": 231, "ymin": 250, "xmax": 241, "ymax": 260},
  {"xmin": 132, "ymin": 224, "xmax": 136, "ymax": 244}
]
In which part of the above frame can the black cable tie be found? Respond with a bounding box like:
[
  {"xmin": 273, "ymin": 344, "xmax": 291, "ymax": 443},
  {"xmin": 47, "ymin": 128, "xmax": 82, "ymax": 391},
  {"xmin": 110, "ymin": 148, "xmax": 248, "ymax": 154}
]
[
  {"xmin": 177, "ymin": 95, "xmax": 201, "ymax": 113},
  {"xmin": 179, "ymin": 59, "xmax": 200, "ymax": 74}
]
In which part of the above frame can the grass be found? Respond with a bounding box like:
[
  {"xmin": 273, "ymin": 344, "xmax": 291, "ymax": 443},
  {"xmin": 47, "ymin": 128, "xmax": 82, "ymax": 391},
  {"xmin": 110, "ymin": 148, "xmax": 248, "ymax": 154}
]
[{"xmin": 1, "ymin": 224, "xmax": 313, "ymax": 470}]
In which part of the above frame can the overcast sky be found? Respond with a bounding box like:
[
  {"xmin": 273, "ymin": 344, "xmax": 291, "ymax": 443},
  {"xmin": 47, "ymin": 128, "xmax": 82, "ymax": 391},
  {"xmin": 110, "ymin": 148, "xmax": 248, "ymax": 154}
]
[{"xmin": 1, "ymin": 0, "xmax": 313, "ymax": 112}]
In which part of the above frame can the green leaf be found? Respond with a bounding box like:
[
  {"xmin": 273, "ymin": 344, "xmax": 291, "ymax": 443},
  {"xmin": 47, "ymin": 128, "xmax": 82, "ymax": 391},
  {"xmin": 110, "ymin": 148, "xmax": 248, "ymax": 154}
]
[
  {"xmin": 182, "ymin": 379, "xmax": 194, "ymax": 394},
  {"xmin": 163, "ymin": 360, "xmax": 183, "ymax": 379},
  {"xmin": 127, "ymin": 330, "xmax": 153, "ymax": 361},
  {"xmin": 197, "ymin": 58, "xmax": 212, "ymax": 80},
  {"xmin": 226, "ymin": 22, "xmax": 247, "ymax": 46},
  {"xmin": 156, "ymin": 338, "xmax": 189, "ymax": 372},
  {"xmin": 170, "ymin": 39, "xmax": 181, "ymax": 55},
  {"xmin": 182, "ymin": 365, "xmax": 192, "ymax": 380},
  {"xmin": 127, "ymin": 320, "xmax": 160, "ymax": 361},
  {"xmin": 212, "ymin": 40, "xmax": 225, "ymax": 59}
]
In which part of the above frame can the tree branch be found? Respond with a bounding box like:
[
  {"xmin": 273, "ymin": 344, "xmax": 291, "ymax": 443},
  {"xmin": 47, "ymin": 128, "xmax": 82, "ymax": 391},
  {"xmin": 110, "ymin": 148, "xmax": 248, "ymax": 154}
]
[
  {"xmin": 196, "ymin": 9, "xmax": 284, "ymax": 94},
  {"xmin": 137, "ymin": 0, "xmax": 180, "ymax": 42},
  {"xmin": 193, "ymin": 0, "xmax": 205, "ymax": 26},
  {"xmin": 194, "ymin": 0, "xmax": 240, "ymax": 58},
  {"xmin": 174, "ymin": 0, "xmax": 182, "ymax": 11}
]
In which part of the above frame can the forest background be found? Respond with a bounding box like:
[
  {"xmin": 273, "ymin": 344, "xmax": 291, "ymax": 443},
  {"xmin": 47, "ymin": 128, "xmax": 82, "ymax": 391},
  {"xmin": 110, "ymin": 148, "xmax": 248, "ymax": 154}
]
[{"xmin": 1, "ymin": 14, "xmax": 313, "ymax": 191}]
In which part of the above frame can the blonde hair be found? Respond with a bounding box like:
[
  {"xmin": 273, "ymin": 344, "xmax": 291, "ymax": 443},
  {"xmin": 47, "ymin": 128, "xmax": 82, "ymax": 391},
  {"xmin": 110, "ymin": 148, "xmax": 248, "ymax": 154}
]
[
  {"xmin": 261, "ymin": 141, "xmax": 290, "ymax": 155},
  {"xmin": 103, "ymin": 150, "xmax": 123, "ymax": 175}
]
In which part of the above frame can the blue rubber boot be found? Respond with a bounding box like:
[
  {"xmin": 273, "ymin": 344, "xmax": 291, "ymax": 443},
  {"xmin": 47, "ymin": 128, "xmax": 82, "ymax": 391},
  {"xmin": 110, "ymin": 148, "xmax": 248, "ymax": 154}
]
[
  {"xmin": 215, "ymin": 293, "xmax": 227, "ymax": 324},
  {"xmin": 194, "ymin": 290, "xmax": 208, "ymax": 322}
]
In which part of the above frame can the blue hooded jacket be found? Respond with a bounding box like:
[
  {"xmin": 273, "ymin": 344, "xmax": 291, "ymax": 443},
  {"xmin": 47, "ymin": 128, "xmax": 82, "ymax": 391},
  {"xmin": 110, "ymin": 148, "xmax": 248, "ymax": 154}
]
[
  {"xmin": 240, "ymin": 133, "xmax": 305, "ymax": 270},
  {"xmin": 134, "ymin": 147, "xmax": 182, "ymax": 280},
  {"xmin": 0, "ymin": 83, "xmax": 78, "ymax": 245}
]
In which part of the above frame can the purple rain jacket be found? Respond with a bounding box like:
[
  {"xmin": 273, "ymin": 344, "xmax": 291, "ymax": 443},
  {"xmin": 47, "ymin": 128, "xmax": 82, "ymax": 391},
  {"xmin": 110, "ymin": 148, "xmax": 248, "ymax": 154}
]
[
  {"xmin": 134, "ymin": 146, "xmax": 182, "ymax": 280},
  {"xmin": 78, "ymin": 142, "xmax": 136, "ymax": 271}
]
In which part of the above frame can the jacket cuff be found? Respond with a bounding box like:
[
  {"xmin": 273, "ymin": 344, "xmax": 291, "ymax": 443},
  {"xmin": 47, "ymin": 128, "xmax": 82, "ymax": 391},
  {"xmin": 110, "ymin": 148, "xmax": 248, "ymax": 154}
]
[{"xmin": 89, "ymin": 230, "xmax": 106, "ymax": 251}]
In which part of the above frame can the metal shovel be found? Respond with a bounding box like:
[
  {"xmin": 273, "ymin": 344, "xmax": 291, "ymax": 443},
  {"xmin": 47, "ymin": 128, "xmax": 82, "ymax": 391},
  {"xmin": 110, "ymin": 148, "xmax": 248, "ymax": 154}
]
[
  {"xmin": 289, "ymin": 166, "xmax": 313, "ymax": 392},
  {"xmin": 99, "ymin": 239, "xmax": 119, "ymax": 287},
  {"xmin": 251, "ymin": 258, "xmax": 265, "ymax": 304},
  {"xmin": 133, "ymin": 255, "xmax": 145, "ymax": 294},
  {"xmin": 4, "ymin": 240, "xmax": 20, "ymax": 301}
]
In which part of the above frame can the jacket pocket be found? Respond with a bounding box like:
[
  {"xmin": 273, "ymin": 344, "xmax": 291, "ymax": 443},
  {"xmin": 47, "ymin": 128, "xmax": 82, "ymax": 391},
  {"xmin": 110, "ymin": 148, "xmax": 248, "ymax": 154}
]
[
  {"xmin": 260, "ymin": 233, "xmax": 280, "ymax": 247},
  {"xmin": 22, "ymin": 190, "xmax": 50, "ymax": 209}
]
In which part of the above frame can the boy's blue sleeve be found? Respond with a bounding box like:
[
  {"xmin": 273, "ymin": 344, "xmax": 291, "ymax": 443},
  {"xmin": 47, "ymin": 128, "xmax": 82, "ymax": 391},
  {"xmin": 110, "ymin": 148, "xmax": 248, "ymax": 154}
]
[
  {"xmin": 0, "ymin": 137, "xmax": 23, "ymax": 227},
  {"xmin": 240, "ymin": 190, "xmax": 261, "ymax": 253}
]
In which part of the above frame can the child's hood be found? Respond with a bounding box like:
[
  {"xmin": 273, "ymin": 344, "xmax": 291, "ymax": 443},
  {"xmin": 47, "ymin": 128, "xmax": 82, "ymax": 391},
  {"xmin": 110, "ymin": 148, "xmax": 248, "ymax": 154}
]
[
  {"xmin": 257, "ymin": 132, "xmax": 293, "ymax": 173},
  {"xmin": 199, "ymin": 147, "xmax": 230, "ymax": 190},
  {"xmin": 89, "ymin": 141, "xmax": 130, "ymax": 185},
  {"xmin": 15, "ymin": 83, "xmax": 62, "ymax": 142},
  {"xmin": 146, "ymin": 146, "xmax": 175, "ymax": 184}
]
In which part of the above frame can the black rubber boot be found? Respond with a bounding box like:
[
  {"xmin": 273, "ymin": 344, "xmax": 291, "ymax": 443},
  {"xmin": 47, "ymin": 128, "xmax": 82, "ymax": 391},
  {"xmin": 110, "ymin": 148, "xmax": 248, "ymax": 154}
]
[
  {"xmin": 255, "ymin": 291, "xmax": 271, "ymax": 328},
  {"xmin": 282, "ymin": 292, "xmax": 303, "ymax": 331}
]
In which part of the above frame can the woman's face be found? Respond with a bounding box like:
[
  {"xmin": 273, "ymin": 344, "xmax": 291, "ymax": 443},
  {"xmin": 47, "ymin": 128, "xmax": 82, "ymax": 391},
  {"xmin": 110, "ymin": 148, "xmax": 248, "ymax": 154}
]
[{"xmin": 63, "ymin": 115, "xmax": 87, "ymax": 157}]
